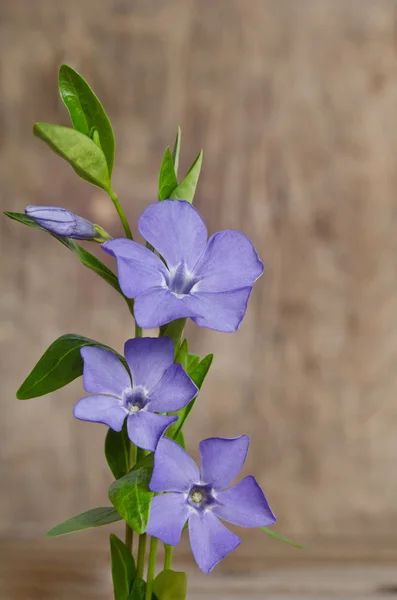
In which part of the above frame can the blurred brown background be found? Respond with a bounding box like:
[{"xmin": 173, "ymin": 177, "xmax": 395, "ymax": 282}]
[{"xmin": 2, "ymin": 0, "xmax": 397, "ymax": 598}]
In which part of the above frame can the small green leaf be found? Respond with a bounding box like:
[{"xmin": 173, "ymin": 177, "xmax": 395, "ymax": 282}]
[
  {"xmin": 153, "ymin": 569, "xmax": 187, "ymax": 600},
  {"xmin": 106, "ymin": 420, "xmax": 131, "ymax": 480},
  {"xmin": 260, "ymin": 527, "xmax": 303, "ymax": 549},
  {"xmin": 110, "ymin": 533, "xmax": 136, "ymax": 600},
  {"xmin": 187, "ymin": 353, "xmax": 200, "ymax": 374},
  {"xmin": 170, "ymin": 150, "xmax": 203, "ymax": 203},
  {"xmin": 175, "ymin": 339, "xmax": 188, "ymax": 370},
  {"xmin": 129, "ymin": 577, "xmax": 146, "ymax": 600},
  {"xmin": 158, "ymin": 147, "xmax": 178, "ymax": 200},
  {"xmin": 108, "ymin": 455, "xmax": 154, "ymax": 534},
  {"xmin": 59, "ymin": 64, "xmax": 115, "ymax": 174},
  {"xmin": 34, "ymin": 123, "xmax": 110, "ymax": 190},
  {"xmin": 16, "ymin": 334, "xmax": 123, "ymax": 400},
  {"xmin": 47, "ymin": 507, "xmax": 121, "ymax": 537},
  {"xmin": 4, "ymin": 212, "xmax": 122, "ymax": 294},
  {"xmin": 159, "ymin": 319, "xmax": 187, "ymax": 354},
  {"xmin": 171, "ymin": 126, "xmax": 181, "ymax": 177},
  {"xmin": 174, "ymin": 429, "xmax": 185, "ymax": 449}
]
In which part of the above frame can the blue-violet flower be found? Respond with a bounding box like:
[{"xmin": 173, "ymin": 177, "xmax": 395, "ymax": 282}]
[
  {"xmin": 73, "ymin": 337, "xmax": 198, "ymax": 451},
  {"xmin": 146, "ymin": 436, "xmax": 276, "ymax": 573},
  {"xmin": 25, "ymin": 205, "xmax": 110, "ymax": 241},
  {"xmin": 103, "ymin": 200, "xmax": 264, "ymax": 332}
]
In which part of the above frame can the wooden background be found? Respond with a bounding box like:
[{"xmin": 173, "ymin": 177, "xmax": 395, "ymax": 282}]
[{"xmin": 2, "ymin": 0, "xmax": 397, "ymax": 560}]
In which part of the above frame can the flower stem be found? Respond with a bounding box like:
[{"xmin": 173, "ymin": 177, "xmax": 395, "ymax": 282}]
[
  {"xmin": 145, "ymin": 536, "xmax": 158, "ymax": 600},
  {"xmin": 136, "ymin": 533, "xmax": 147, "ymax": 578},
  {"xmin": 106, "ymin": 187, "xmax": 133, "ymax": 240},
  {"xmin": 164, "ymin": 544, "xmax": 173, "ymax": 570}
]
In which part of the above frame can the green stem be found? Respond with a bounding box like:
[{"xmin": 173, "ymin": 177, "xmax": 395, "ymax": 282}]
[
  {"xmin": 136, "ymin": 533, "xmax": 147, "ymax": 578},
  {"xmin": 145, "ymin": 536, "xmax": 158, "ymax": 600},
  {"xmin": 107, "ymin": 187, "xmax": 133, "ymax": 240},
  {"xmin": 164, "ymin": 544, "xmax": 173, "ymax": 570},
  {"xmin": 135, "ymin": 323, "xmax": 143, "ymax": 338}
]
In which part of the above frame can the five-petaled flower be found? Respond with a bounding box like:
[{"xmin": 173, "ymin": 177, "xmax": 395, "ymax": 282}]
[
  {"xmin": 146, "ymin": 436, "xmax": 276, "ymax": 573},
  {"xmin": 103, "ymin": 200, "xmax": 264, "ymax": 332},
  {"xmin": 25, "ymin": 205, "xmax": 110, "ymax": 241},
  {"xmin": 73, "ymin": 337, "xmax": 198, "ymax": 451}
]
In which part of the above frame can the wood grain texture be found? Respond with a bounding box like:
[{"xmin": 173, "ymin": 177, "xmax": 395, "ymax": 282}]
[{"xmin": 2, "ymin": 0, "xmax": 397, "ymax": 554}]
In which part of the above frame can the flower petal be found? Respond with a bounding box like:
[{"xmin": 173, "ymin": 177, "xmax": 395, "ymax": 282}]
[
  {"xmin": 73, "ymin": 395, "xmax": 126, "ymax": 431},
  {"xmin": 213, "ymin": 476, "xmax": 276, "ymax": 528},
  {"xmin": 188, "ymin": 511, "xmax": 241, "ymax": 573},
  {"xmin": 184, "ymin": 288, "xmax": 252, "ymax": 332},
  {"xmin": 138, "ymin": 200, "xmax": 208, "ymax": 271},
  {"xmin": 194, "ymin": 230, "xmax": 264, "ymax": 292},
  {"xmin": 102, "ymin": 238, "xmax": 167, "ymax": 298},
  {"xmin": 150, "ymin": 437, "xmax": 200, "ymax": 493},
  {"xmin": 124, "ymin": 337, "xmax": 174, "ymax": 390},
  {"xmin": 200, "ymin": 436, "xmax": 249, "ymax": 490},
  {"xmin": 127, "ymin": 412, "xmax": 177, "ymax": 452},
  {"xmin": 81, "ymin": 346, "xmax": 130, "ymax": 396},
  {"xmin": 134, "ymin": 287, "xmax": 196, "ymax": 329},
  {"xmin": 147, "ymin": 363, "xmax": 198, "ymax": 412},
  {"xmin": 146, "ymin": 493, "xmax": 189, "ymax": 546}
]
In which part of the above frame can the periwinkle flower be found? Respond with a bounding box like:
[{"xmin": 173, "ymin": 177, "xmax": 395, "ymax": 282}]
[
  {"xmin": 146, "ymin": 436, "xmax": 276, "ymax": 573},
  {"xmin": 73, "ymin": 337, "xmax": 198, "ymax": 451},
  {"xmin": 103, "ymin": 200, "xmax": 264, "ymax": 332},
  {"xmin": 25, "ymin": 205, "xmax": 110, "ymax": 241}
]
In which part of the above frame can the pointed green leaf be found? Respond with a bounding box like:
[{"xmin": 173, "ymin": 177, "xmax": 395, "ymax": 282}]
[
  {"xmin": 260, "ymin": 527, "xmax": 303, "ymax": 549},
  {"xmin": 106, "ymin": 420, "xmax": 131, "ymax": 480},
  {"xmin": 171, "ymin": 126, "xmax": 181, "ymax": 177},
  {"xmin": 16, "ymin": 334, "xmax": 124, "ymax": 400},
  {"xmin": 170, "ymin": 150, "xmax": 203, "ymax": 203},
  {"xmin": 175, "ymin": 339, "xmax": 188, "ymax": 370},
  {"xmin": 108, "ymin": 455, "xmax": 154, "ymax": 534},
  {"xmin": 59, "ymin": 65, "xmax": 115, "ymax": 174},
  {"xmin": 129, "ymin": 577, "xmax": 146, "ymax": 600},
  {"xmin": 158, "ymin": 147, "xmax": 178, "ymax": 200},
  {"xmin": 110, "ymin": 534, "xmax": 136, "ymax": 600},
  {"xmin": 159, "ymin": 318, "xmax": 187, "ymax": 354},
  {"xmin": 187, "ymin": 353, "xmax": 200, "ymax": 374},
  {"xmin": 153, "ymin": 569, "xmax": 187, "ymax": 600},
  {"xmin": 47, "ymin": 507, "xmax": 121, "ymax": 537},
  {"xmin": 3, "ymin": 212, "xmax": 122, "ymax": 294},
  {"xmin": 34, "ymin": 123, "xmax": 110, "ymax": 190}
]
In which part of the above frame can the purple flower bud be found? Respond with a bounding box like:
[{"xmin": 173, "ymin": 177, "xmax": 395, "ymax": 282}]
[{"xmin": 25, "ymin": 206, "xmax": 99, "ymax": 240}]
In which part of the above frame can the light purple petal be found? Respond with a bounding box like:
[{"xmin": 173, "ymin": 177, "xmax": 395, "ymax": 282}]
[
  {"xmin": 81, "ymin": 346, "xmax": 130, "ymax": 396},
  {"xmin": 194, "ymin": 230, "xmax": 264, "ymax": 293},
  {"xmin": 200, "ymin": 436, "xmax": 249, "ymax": 490},
  {"xmin": 124, "ymin": 337, "xmax": 174, "ymax": 390},
  {"xmin": 138, "ymin": 200, "xmax": 208, "ymax": 271},
  {"xmin": 213, "ymin": 476, "xmax": 276, "ymax": 528},
  {"xmin": 102, "ymin": 238, "xmax": 167, "ymax": 298},
  {"xmin": 188, "ymin": 511, "xmax": 241, "ymax": 573},
  {"xmin": 146, "ymin": 493, "xmax": 189, "ymax": 545},
  {"xmin": 134, "ymin": 287, "xmax": 196, "ymax": 329},
  {"xmin": 150, "ymin": 437, "xmax": 200, "ymax": 493},
  {"xmin": 147, "ymin": 364, "xmax": 198, "ymax": 412},
  {"xmin": 184, "ymin": 288, "xmax": 252, "ymax": 332},
  {"xmin": 127, "ymin": 412, "xmax": 177, "ymax": 452},
  {"xmin": 73, "ymin": 395, "xmax": 126, "ymax": 431}
]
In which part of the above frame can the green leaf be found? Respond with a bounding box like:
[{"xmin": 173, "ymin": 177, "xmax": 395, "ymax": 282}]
[
  {"xmin": 34, "ymin": 123, "xmax": 110, "ymax": 190},
  {"xmin": 159, "ymin": 319, "xmax": 187, "ymax": 354},
  {"xmin": 260, "ymin": 527, "xmax": 303, "ymax": 549},
  {"xmin": 110, "ymin": 534, "xmax": 136, "ymax": 600},
  {"xmin": 106, "ymin": 420, "xmax": 131, "ymax": 480},
  {"xmin": 187, "ymin": 353, "xmax": 200, "ymax": 374},
  {"xmin": 3, "ymin": 212, "xmax": 122, "ymax": 294},
  {"xmin": 158, "ymin": 147, "xmax": 178, "ymax": 200},
  {"xmin": 16, "ymin": 334, "xmax": 124, "ymax": 400},
  {"xmin": 129, "ymin": 577, "xmax": 146, "ymax": 600},
  {"xmin": 171, "ymin": 126, "xmax": 181, "ymax": 177},
  {"xmin": 59, "ymin": 64, "xmax": 115, "ymax": 174},
  {"xmin": 175, "ymin": 339, "xmax": 188, "ymax": 370},
  {"xmin": 170, "ymin": 150, "xmax": 203, "ymax": 203},
  {"xmin": 47, "ymin": 507, "xmax": 121, "ymax": 537},
  {"xmin": 153, "ymin": 569, "xmax": 187, "ymax": 600},
  {"xmin": 108, "ymin": 455, "xmax": 154, "ymax": 534},
  {"xmin": 169, "ymin": 354, "xmax": 213, "ymax": 441},
  {"xmin": 174, "ymin": 428, "xmax": 185, "ymax": 449}
]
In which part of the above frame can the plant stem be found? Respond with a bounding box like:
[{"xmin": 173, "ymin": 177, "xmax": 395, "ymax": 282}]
[
  {"xmin": 135, "ymin": 323, "xmax": 142, "ymax": 338},
  {"xmin": 107, "ymin": 187, "xmax": 133, "ymax": 240},
  {"xmin": 136, "ymin": 533, "xmax": 147, "ymax": 578},
  {"xmin": 164, "ymin": 544, "xmax": 173, "ymax": 570},
  {"xmin": 145, "ymin": 536, "xmax": 158, "ymax": 600}
]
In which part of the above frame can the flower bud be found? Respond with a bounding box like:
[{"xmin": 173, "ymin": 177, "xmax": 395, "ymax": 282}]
[{"xmin": 25, "ymin": 206, "xmax": 111, "ymax": 242}]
